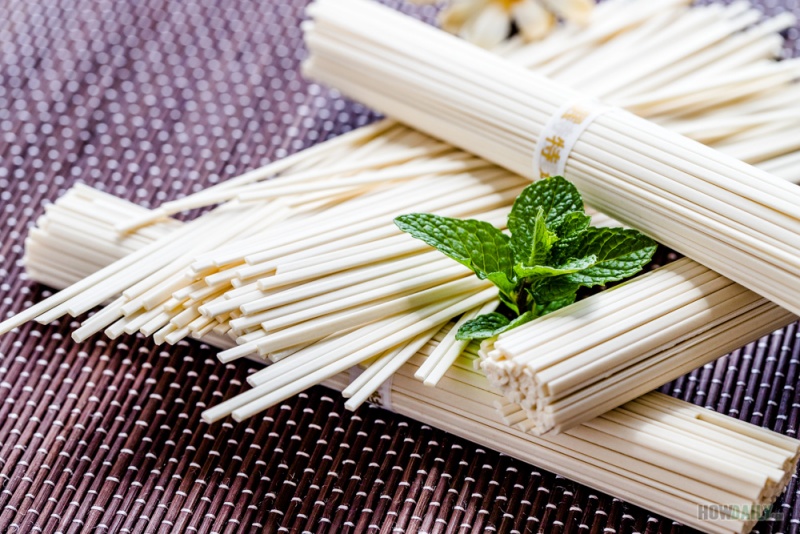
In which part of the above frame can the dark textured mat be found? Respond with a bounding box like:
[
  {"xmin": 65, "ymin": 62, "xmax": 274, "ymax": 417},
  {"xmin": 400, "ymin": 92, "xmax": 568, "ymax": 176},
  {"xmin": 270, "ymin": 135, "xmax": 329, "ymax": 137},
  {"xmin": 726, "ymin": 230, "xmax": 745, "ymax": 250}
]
[{"xmin": 0, "ymin": 0, "xmax": 799, "ymax": 532}]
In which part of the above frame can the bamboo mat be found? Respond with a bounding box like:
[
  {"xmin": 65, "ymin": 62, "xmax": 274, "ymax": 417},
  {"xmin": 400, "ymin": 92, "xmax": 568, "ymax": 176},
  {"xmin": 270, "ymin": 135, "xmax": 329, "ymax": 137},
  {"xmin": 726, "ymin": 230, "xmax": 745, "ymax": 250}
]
[{"xmin": 1, "ymin": 0, "xmax": 799, "ymax": 532}]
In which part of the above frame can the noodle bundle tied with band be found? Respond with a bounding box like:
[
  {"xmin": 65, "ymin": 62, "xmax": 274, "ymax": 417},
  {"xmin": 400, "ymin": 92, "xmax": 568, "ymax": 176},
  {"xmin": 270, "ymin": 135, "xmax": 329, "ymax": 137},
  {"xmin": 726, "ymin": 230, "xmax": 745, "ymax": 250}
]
[
  {"xmin": 302, "ymin": 0, "xmax": 800, "ymax": 320},
  {"xmin": 4, "ymin": 1, "xmax": 800, "ymax": 531}
]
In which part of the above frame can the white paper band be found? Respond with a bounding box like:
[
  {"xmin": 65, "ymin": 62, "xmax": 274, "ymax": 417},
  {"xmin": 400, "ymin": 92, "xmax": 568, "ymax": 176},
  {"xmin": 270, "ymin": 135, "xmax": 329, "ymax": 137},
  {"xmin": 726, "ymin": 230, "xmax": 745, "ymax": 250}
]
[
  {"xmin": 348, "ymin": 366, "xmax": 394, "ymax": 411},
  {"xmin": 533, "ymin": 99, "xmax": 612, "ymax": 179}
]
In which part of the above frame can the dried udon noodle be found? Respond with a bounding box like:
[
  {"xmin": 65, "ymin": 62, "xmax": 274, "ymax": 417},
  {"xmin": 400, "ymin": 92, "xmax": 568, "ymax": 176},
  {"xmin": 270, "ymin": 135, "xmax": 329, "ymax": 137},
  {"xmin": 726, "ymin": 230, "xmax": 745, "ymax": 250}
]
[
  {"xmin": 303, "ymin": 0, "xmax": 800, "ymax": 318},
  {"xmin": 24, "ymin": 184, "xmax": 800, "ymax": 534},
  {"xmin": 4, "ymin": 1, "xmax": 800, "ymax": 530},
  {"xmin": 1, "ymin": 0, "xmax": 798, "ymax": 431}
]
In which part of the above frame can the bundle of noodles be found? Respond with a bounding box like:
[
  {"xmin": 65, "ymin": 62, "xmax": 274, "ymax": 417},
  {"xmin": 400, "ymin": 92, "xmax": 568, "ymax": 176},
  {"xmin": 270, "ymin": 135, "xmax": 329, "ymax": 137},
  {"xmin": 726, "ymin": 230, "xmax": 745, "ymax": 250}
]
[
  {"xmin": 0, "ymin": 0, "xmax": 796, "ymax": 432},
  {"xmin": 303, "ymin": 0, "xmax": 800, "ymax": 318},
  {"xmin": 1, "ymin": 4, "xmax": 800, "ymax": 528},
  {"xmin": 23, "ymin": 185, "xmax": 800, "ymax": 534}
]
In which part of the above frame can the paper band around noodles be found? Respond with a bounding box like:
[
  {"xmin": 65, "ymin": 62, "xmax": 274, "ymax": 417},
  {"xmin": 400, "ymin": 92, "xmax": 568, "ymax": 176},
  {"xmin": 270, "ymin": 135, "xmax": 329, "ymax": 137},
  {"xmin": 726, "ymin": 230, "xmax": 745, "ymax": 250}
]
[
  {"xmin": 534, "ymin": 100, "xmax": 613, "ymax": 179},
  {"xmin": 349, "ymin": 366, "xmax": 394, "ymax": 411}
]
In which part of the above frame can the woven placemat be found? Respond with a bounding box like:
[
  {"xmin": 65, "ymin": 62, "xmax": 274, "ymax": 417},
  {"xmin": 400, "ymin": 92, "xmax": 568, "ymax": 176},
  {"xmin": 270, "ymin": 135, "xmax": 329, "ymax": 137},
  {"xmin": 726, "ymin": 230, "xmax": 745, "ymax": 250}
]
[{"xmin": 1, "ymin": 0, "xmax": 799, "ymax": 532}]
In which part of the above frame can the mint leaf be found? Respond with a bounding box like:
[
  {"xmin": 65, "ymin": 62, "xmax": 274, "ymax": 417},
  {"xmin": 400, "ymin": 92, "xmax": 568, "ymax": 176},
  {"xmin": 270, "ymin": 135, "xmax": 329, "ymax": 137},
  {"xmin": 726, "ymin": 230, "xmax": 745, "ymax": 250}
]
[
  {"xmin": 456, "ymin": 311, "xmax": 537, "ymax": 341},
  {"xmin": 526, "ymin": 207, "xmax": 558, "ymax": 267},
  {"xmin": 395, "ymin": 213, "xmax": 515, "ymax": 293},
  {"xmin": 551, "ymin": 211, "xmax": 591, "ymax": 238},
  {"xmin": 456, "ymin": 313, "xmax": 509, "ymax": 340},
  {"xmin": 536, "ymin": 294, "xmax": 577, "ymax": 316},
  {"xmin": 397, "ymin": 176, "xmax": 655, "ymax": 341},
  {"xmin": 508, "ymin": 176, "xmax": 583, "ymax": 260},
  {"xmin": 531, "ymin": 276, "xmax": 580, "ymax": 302},
  {"xmin": 514, "ymin": 255, "xmax": 597, "ymax": 279},
  {"xmin": 553, "ymin": 227, "xmax": 657, "ymax": 287}
]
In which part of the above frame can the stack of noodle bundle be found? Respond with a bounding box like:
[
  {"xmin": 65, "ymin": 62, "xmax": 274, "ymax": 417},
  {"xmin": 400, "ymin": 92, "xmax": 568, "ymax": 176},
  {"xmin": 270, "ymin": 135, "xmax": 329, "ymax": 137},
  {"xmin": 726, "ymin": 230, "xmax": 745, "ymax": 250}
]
[
  {"xmin": 1, "ymin": 0, "xmax": 799, "ymax": 432},
  {"xmin": 302, "ymin": 0, "xmax": 800, "ymax": 319},
  {"xmin": 2, "ymin": 4, "xmax": 800, "ymax": 527},
  {"xmin": 9, "ymin": 115, "xmax": 799, "ymax": 429},
  {"xmin": 22, "ymin": 184, "xmax": 800, "ymax": 534}
]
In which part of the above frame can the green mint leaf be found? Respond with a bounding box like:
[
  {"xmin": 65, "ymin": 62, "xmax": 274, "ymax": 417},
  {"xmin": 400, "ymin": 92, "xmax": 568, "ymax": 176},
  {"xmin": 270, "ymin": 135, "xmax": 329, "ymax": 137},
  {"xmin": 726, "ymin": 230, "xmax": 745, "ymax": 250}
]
[
  {"xmin": 553, "ymin": 227, "xmax": 657, "ymax": 287},
  {"xmin": 394, "ymin": 213, "xmax": 515, "ymax": 291},
  {"xmin": 508, "ymin": 176, "xmax": 583, "ymax": 260},
  {"xmin": 397, "ymin": 176, "xmax": 655, "ymax": 341},
  {"xmin": 529, "ymin": 207, "xmax": 559, "ymax": 266},
  {"xmin": 551, "ymin": 211, "xmax": 591, "ymax": 238},
  {"xmin": 531, "ymin": 276, "xmax": 580, "ymax": 302},
  {"xmin": 514, "ymin": 255, "xmax": 597, "ymax": 279},
  {"xmin": 535, "ymin": 294, "xmax": 577, "ymax": 316},
  {"xmin": 456, "ymin": 311, "xmax": 537, "ymax": 341},
  {"xmin": 456, "ymin": 313, "xmax": 509, "ymax": 340}
]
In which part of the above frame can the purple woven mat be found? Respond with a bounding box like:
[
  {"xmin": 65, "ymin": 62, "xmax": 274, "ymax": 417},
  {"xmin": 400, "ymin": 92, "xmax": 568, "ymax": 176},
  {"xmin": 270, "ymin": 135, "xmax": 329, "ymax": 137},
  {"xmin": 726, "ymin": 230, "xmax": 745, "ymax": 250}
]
[{"xmin": 1, "ymin": 0, "xmax": 800, "ymax": 532}]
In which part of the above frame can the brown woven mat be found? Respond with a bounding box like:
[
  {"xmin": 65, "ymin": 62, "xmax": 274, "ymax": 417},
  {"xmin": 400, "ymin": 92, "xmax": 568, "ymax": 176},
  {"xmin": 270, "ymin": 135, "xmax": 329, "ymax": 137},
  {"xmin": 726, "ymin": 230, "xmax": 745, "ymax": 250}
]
[{"xmin": 1, "ymin": 0, "xmax": 799, "ymax": 532}]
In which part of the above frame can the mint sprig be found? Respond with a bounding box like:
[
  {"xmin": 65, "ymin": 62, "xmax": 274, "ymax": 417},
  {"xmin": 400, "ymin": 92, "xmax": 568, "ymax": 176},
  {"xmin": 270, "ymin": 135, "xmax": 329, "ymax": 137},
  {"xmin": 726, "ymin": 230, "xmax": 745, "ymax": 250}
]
[{"xmin": 395, "ymin": 176, "xmax": 657, "ymax": 341}]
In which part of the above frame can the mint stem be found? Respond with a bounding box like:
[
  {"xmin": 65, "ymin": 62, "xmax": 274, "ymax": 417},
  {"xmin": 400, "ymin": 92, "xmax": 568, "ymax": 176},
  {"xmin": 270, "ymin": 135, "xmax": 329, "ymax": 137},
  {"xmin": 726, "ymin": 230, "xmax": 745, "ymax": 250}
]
[{"xmin": 515, "ymin": 279, "xmax": 532, "ymax": 315}]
